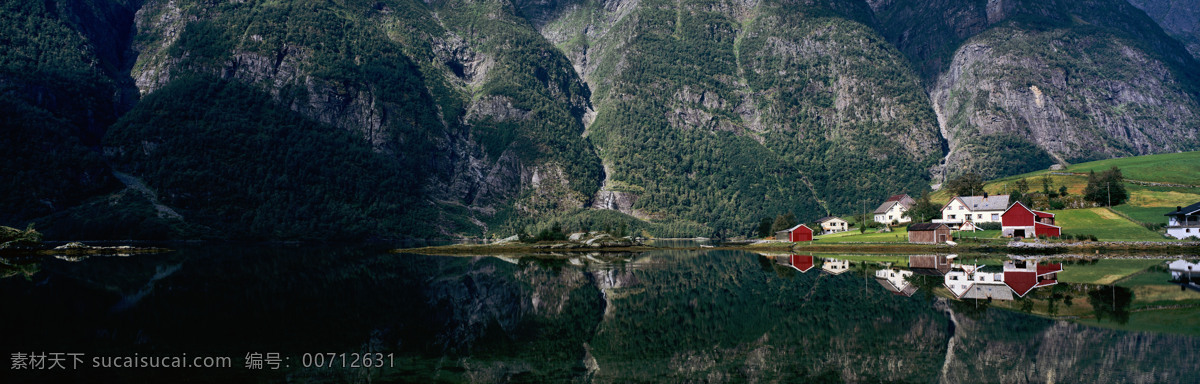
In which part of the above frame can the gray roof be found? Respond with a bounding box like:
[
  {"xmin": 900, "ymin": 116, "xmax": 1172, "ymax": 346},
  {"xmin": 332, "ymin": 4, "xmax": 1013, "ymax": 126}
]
[
  {"xmin": 874, "ymin": 201, "xmax": 899, "ymax": 214},
  {"xmin": 953, "ymin": 195, "xmax": 1011, "ymax": 211},
  {"xmin": 1166, "ymin": 202, "xmax": 1200, "ymax": 216},
  {"xmin": 816, "ymin": 216, "xmax": 843, "ymax": 223},
  {"xmin": 959, "ymin": 283, "xmax": 1014, "ymax": 301},
  {"xmin": 908, "ymin": 223, "xmax": 948, "ymax": 231},
  {"xmin": 875, "ymin": 277, "xmax": 919, "ymax": 297}
]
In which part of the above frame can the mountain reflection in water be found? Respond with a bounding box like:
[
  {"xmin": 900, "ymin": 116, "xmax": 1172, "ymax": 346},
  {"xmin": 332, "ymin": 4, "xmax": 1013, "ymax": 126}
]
[{"xmin": 1, "ymin": 247, "xmax": 1197, "ymax": 383}]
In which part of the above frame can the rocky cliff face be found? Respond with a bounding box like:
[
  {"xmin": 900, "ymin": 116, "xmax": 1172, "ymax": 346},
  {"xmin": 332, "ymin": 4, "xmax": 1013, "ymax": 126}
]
[
  {"xmin": 943, "ymin": 310, "xmax": 1200, "ymax": 383},
  {"xmin": 1128, "ymin": 0, "xmax": 1200, "ymax": 59},
  {"xmin": 932, "ymin": 26, "xmax": 1200, "ymax": 177},
  {"xmin": 875, "ymin": 0, "xmax": 1200, "ymax": 180},
  {"xmin": 110, "ymin": 0, "xmax": 604, "ymax": 237}
]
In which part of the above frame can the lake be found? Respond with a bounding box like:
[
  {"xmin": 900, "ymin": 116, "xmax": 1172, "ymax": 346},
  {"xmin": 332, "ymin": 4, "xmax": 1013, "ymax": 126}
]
[{"xmin": 2, "ymin": 246, "xmax": 1199, "ymax": 383}]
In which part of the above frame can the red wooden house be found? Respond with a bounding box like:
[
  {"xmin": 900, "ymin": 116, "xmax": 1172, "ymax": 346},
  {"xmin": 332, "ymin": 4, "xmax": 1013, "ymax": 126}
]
[
  {"xmin": 775, "ymin": 224, "xmax": 814, "ymax": 242},
  {"xmin": 1001, "ymin": 201, "xmax": 1061, "ymax": 238}
]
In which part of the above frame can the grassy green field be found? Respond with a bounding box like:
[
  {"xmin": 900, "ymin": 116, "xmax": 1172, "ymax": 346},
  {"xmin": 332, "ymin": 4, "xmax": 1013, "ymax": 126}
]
[
  {"xmin": 1048, "ymin": 208, "xmax": 1167, "ymax": 241},
  {"xmin": 814, "ymin": 227, "xmax": 909, "ymax": 243},
  {"xmin": 1064, "ymin": 151, "xmax": 1200, "ymax": 186},
  {"xmin": 924, "ymin": 152, "xmax": 1200, "ymax": 243},
  {"xmin": 1076, "ymin": 306, "xmax": 1200, "ymax": 337},
  {"xmin": 953, "ymin": 230, "xmax": 1001, "ymax": 240},
  {"xmin": 1111, "ymin": 204, "xmax": 1174, "ymax": 225},
  {"xmin": 1056, "ymin": 259, "xmax": 1163, "ymax": 285}
]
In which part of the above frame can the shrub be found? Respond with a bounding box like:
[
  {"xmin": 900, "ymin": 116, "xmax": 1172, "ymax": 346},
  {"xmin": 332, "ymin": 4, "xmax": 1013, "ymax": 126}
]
[{"xmin": 976, "ymin": 222, "xmax": 1003, "ymax": 231}]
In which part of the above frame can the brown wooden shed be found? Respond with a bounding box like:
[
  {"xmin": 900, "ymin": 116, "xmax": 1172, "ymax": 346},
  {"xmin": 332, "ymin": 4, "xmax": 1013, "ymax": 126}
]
[{"xmin": 908, "ymin": 223, "xmax": 951, "ymax": 244}]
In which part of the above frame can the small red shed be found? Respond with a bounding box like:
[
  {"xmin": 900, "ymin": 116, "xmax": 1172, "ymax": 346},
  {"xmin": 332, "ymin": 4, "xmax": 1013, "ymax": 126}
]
[{"xmin": 775, "ymin": 224, "xmax": 814, "ymax": 242}]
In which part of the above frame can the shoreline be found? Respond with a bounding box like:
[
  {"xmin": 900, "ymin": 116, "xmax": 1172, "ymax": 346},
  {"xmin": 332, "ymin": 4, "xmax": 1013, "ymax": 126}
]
[{"xmin": 394, "ymin": 239, "xmax": 1200, "ymax": 256}]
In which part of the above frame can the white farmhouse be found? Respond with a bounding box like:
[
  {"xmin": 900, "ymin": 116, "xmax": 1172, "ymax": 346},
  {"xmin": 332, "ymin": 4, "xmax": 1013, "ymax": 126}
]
[
  {"xmin": 816, "ymin": 216, "xmax": 849, "ymax": 233},
  {"xmin": 934, "ymin": 194, "xmax": 1010, "ymax": 229},
  {"xmin": 1165, "ymin": 202, "xmax": 1200, "ymax": 240},
  {"xmin": 873, "ymin": 194, "xmax": 915, "ymax": 225}
]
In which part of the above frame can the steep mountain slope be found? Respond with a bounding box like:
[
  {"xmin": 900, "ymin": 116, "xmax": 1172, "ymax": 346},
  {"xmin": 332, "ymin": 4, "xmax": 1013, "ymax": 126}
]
[
  {"xmin": 530, "ymin": 0, "xmax": 944, "ymax": 233},
  {"xmin": 7, "ymin": 0, "xmax": 1200, "ymax": 239},
  {"xmin": 101, "ymin": 0, "xmax": 604, "ymax": 239},
  {"xmin": 0, "ymin": 0, "xmax": 138, "ymax": 227},
  {"xmin": 1128, "ymin": 0, "xmax": 1200, "ymax": 59},
  {"xmin": 873, "ymin": 0, "xmax": 1200, "ymax": 180}
]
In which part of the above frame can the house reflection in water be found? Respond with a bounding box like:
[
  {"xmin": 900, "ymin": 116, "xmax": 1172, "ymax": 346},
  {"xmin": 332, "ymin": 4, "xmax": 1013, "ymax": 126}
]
[
  {"xmin": 1004, "ymin": 258, "xmax": 1063, "ymax": 297},
  {"xmin": 943, "ymin": 257, "xmax": 1063, "ymax": 301},
  {"xmin": 875, "ymin": 267, "xmax": 918, "ymax": 297},
  {"xmin": 774, "ymin": 255, "xmax": 816, "ymax": 273},
  {"xmin": 945, "ymin": 266, "xmax": 1012, "ymax": 301},
  {"xmin": 909, "ymin": 254, "xmax": 953, "ymax": 276},
  {"xmin": 822, "ymin": 258, "xmax": 850, "ymax": 275}
]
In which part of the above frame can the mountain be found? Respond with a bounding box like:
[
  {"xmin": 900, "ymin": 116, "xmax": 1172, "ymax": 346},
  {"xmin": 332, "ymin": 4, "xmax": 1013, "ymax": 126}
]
[
  {"xmin": 1128, "ymin": 0, "xmax": 1200, "ymax": 59},
  {"xmin": 3, "ymin": 0, "xmax": 1200, "ymax": 239},
  {"xmin": 872, "ymin": 0, "xmax": 1200, "ymax": 180}
]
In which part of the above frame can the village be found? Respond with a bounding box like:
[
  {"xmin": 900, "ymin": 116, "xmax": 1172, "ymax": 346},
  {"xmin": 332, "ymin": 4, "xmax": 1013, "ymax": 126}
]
[{"xmin": 771, "ymin": 192, "xmax": 1200, "ymax": 245}]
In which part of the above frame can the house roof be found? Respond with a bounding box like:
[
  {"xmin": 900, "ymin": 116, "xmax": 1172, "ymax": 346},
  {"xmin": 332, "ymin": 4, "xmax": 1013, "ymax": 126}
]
[
  {"xmin": 816, "ymin": 216, "xmax": 843, "ymax": 223},
  {"xmin": 959, "ymin": 284, "xmax": 1015, "ymax": 301},
  {"xmin": 945, "ymin": 195, "xmax": 1011, "ymax": 212},
  {"xmin": 886, "ymin": 194, "xmax": 916, "ymax": 206},
  {"xmin": 1004, "ymin": 201, "xmax": 1056, "ymax": 220},
  {"xmin": 874, "ymin": 201, "xmax": 899, "ymax": 214},
  {"xmin": 784, "ymin": 224, "xmax": 810, "ymax": 233},
  {"xmin": 874, "ymin": 195, "xmax": 915, "ymax": 214},
  {"xmin": 874, "ymin": 276, "xmax": 919, "ymax": 297},
  {"xmin": 908, "ymin": 223, "xmax": 947, "ymax": 231},
  {"xmin": 1165, "ymin": 202, "xmax": 1200, "ymax": 216},
  {"xmin": 1037, "ymin": 263, "xmax": 1063, "ymax": 276}
]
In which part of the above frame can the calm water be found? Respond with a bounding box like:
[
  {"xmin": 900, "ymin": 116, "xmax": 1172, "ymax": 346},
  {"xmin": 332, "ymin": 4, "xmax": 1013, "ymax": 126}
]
[{"xmin": 2, "ymin": 246, "xmax": 1198, "ymax": 383}]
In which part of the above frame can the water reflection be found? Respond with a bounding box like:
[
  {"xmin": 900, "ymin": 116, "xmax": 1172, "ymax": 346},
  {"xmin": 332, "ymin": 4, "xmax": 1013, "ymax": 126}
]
[{"xmin": 0, "ymin": 248, "xmax": 1196, "ymax": 383}]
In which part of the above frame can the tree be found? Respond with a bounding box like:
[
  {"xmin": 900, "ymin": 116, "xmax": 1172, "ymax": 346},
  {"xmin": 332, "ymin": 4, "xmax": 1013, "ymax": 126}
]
[
  {"xmin": 1014, "ymin": 178, "xmax": 1030, "ymax": 194},
  {"xmin": 1059, "ymin": 186, "xmax": 1068, "ymax": 197},
  {"xmin": 771, "ymin": 212, "xmax": 797, "ymax": 233},
  {"xmin": 1084, "ymin": 167, "xmax": 1128, "ymax": 206},
  {"xmin": 908, "ymin": 192, "xmax": 942, "ymax": 223},
  {"xmin": 1041, "ymin": 175, "xmax": 1055, "ymax": 197},
  {"xmin": 757, "ymin": 217, "xmax": 773, "ymax": 238},
  {"xmin": 945, "ymin": 172, "xmax": 984, "ymax": 196}
]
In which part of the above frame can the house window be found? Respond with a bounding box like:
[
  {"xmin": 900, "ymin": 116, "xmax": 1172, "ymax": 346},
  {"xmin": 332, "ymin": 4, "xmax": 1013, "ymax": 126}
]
[
  {"xmin": 992, "ymin": 214, "xmax": 999, "ymax": 220},
  {"xmin": 950, "ymin": 215, "xmax": 957, "ymax": 220},
  {"xmin": 977, "ymin": 214, "xmax": 982, "ymax": 219}
]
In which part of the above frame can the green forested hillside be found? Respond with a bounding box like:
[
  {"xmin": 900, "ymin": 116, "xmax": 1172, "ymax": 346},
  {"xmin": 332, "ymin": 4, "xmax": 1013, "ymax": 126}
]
[
  {"xmin": 546, "ymin": 0, "xmax": 943, "ymax": 237},
  {"xmin": 5, "ymin": 0, "xmax": 1200, "ymax": 240},
  {"xmin": 104, "ymin": 77, "xmax": 443, "ymax": 240},
  {"xmin": 0, "ymin": 0, "xmax": 130, "ymax": 226}
]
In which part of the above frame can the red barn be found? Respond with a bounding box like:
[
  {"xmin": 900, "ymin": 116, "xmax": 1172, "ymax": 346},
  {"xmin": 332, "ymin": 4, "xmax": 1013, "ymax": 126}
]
[
  {"xmin": 775, "ymin": 224, "xmax": 814, "ymax": 242},
  {"xmin": 1001, "ymin": 202, "xmax": 1061, "ymax": 238}
]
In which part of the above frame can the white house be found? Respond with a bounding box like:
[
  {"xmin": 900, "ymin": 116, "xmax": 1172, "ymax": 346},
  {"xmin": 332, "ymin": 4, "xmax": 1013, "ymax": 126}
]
[
  {"xmin": 816, "ymin": 216, "xmax": 849, "ymax": 233},
  {"xmin": 873, "ymin": 194, "xmax": 916, "ymax": 225},
  {"xmin": 1165, "ymin": 202, "xmax": 1200, "ymax": 240},
  {"xmin": 934, "ymin": 194, "xmax": 1010, "ymax": 229}
]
